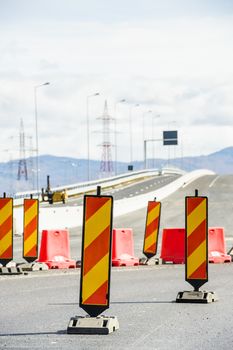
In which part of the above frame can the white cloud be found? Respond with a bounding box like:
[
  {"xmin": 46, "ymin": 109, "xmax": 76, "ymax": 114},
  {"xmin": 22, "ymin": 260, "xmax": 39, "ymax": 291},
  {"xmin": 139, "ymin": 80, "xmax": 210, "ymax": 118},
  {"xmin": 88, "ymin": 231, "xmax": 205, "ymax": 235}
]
[{"xmin": 0, "ymin": 11, "xmax": 233, "ymax": 163}]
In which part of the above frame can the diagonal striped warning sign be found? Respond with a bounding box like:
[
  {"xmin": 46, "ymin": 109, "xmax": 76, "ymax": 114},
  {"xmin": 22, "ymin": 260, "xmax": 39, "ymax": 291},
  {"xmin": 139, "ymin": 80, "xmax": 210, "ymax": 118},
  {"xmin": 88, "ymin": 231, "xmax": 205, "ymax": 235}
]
[
  {"xmin": 80, "ymin": 195, "xmax": 113, "ymax": 317},
  {"xmin": 23, "ymin": 198, "xmax": 39, "ymax": 263},
  {"xmin": 185, "ymin": 196, "xmax": 208, "ymax": 290},
  {"xmin": 0, "ymin": 197, "xmax": 13, "ymax": 266},
  {"xmin": 143, "ymin": 201, "xmax": 161, "ymax": 258}
]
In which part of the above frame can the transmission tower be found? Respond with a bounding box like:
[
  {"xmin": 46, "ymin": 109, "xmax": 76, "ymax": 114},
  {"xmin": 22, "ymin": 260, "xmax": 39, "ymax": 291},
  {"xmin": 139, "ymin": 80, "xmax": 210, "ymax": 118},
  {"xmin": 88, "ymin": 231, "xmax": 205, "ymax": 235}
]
[
  {"xmin": 98, "ymin": 100, "xmax": 114, "ymax": 177},
  {"xmin": 17, "ymin": 118, "xmax": 28, "ymax": 181}
]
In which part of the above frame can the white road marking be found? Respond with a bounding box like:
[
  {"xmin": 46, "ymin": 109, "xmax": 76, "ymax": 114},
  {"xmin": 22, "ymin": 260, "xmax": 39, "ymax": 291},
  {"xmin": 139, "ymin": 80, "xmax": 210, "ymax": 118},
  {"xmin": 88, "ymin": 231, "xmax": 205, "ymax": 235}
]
[
  {"xmin": 209, "ymin": 175, "xmax": 220, "ymax": 188},
  {"xmin": 126, "ymin": 323, "xmax": 164, "ymax": 349}
]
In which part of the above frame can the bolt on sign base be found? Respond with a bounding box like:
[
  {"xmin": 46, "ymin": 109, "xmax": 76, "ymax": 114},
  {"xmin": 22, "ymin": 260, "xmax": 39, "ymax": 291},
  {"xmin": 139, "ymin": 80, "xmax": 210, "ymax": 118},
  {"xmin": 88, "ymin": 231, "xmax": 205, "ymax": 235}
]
[
  {"xmin": 139, "ymin": 257, "xmax": 162, "ymax": 265},
  {"xmin": 227, "ymin": 246, "xmax": 233, "ymax": 261},
  {"xmin": 76, "ymin": 260, "xmax": 81, "ymax": 268},
  {"xmin": 17, "ymin": 262, "xmax": 49, "ymax": 272},
  {"xmin": 176, "ymin": 290, "xmax": 218, "ymax": 304},
  {"xmin": 67, "ymin": 315, "xmax": 119, "ymax": 335}
]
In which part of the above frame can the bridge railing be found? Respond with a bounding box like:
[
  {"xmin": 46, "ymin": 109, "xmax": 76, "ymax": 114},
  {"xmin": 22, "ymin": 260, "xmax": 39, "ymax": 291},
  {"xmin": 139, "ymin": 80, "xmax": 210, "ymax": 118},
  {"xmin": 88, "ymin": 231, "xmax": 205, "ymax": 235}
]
[{"xmin": 13, "ymin": 167, "xmax": 185, "ymax": 206}]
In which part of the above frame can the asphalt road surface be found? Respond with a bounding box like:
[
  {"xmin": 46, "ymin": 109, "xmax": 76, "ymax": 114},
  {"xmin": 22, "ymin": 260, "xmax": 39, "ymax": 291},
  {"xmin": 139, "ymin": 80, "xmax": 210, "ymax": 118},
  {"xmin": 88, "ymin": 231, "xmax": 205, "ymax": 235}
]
[
  {"xmin": 113, "ymin": 174, "xmax": 233, "ymax": 257},
  {"xmin": 41, "ymin": 174, "xmax": 179, "ymax": 207},
  {"xmin": 2, "ymin": 173, "xmax": 233, "ymax": 349},
  {"xmin": 0, "ymin": 265, "xmax": 232, "ymax": 350}
]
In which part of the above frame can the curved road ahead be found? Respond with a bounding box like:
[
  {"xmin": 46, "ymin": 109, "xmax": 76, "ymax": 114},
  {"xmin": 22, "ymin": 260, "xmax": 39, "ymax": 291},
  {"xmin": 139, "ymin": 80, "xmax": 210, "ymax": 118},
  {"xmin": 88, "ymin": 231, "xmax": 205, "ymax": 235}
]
[
  {"xmin": 67, "ymin": 173, "xmax": 233, "ymax": 259},
  {"xmin": 41, "ymin": 174, "xmax": 179, "ymax": 207},
  {"xmin": 1, "ymin": 173, "xmax": 233, "ymax": 350},
  {"xmin": 113, "ymin": 174, "xmax": 233, "ymax": 257}
]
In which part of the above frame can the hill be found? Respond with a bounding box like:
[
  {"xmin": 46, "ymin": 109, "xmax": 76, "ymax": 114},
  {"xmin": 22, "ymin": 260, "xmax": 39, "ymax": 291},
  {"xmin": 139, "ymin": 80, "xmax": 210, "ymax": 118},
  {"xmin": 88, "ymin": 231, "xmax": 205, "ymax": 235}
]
[{"xmin": 1, "ymin": 147, "xmax": 233, "ymax": 195}]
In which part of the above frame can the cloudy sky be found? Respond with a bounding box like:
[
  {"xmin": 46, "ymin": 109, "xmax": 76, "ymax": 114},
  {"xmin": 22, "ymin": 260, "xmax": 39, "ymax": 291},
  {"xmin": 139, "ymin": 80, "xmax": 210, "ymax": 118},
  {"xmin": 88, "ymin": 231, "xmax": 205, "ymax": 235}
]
[{"xmin": 1, "ymin": 0, "xmax": 233, "ymax": 164}]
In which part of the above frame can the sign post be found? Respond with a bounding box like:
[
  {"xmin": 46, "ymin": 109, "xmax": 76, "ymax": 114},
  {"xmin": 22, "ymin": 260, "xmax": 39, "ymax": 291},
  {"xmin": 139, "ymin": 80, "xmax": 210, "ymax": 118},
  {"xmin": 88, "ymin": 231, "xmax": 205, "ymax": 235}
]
[
  {"xmin": 0, "ymin": 194, "xmax": 22, "ymax": 274},
  {"xmin": 163, "ymin": 130, "xmax": 178, "ymax": 145},
  {"xmin": 0, "ymin": 196, "xmax": 13, "ymax": 267},
  {"xmin": 67, "ymin": 186, "xmax": 119, "ymax": 334},
  {"xmin": 20, "ymin": 197, "xmax": 47, "ymax": 271},
  {"xmin": 140, "ymin": 199, "xmax": 161, "ymax": 265},
  {"xmin": 23, "ymin": 198, "xmax": 39, "ymax": 263},
  {"xmin": 176, "ymin": 190, "xmax": 217, "ymax": 303}
]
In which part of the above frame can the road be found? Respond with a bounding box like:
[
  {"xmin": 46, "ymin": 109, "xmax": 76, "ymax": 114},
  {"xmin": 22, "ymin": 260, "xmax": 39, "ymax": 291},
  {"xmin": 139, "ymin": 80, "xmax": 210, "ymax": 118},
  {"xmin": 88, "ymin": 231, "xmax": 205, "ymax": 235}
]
[
  {"xmin": 1, "ymin": 173, "xmax": 233, "ymax": 349},
  {"xmin": 40, "ymin": 174, "xmax": 179, "ymax": 207},
  {"xmin": 13, "ymin": 174, "xmax": 179, "ymax": 262},
  {"xmin": 113, "ymin": 174, "xmax": 233, "ymax": 257}
]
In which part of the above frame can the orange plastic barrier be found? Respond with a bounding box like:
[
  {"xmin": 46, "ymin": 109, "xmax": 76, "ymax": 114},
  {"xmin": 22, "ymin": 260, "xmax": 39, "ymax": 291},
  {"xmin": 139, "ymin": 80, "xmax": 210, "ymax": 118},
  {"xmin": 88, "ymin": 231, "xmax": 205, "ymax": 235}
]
[
  {"xmin": 160, "ymin": 228, "xmax": 185, "ymax": 264},
  {"xmin": 38, "ymin": 229, "xmax": 76, "ymax": 269},
  {"xmin": 112, "ymin": 228, "xmax": 139, "ymax": 267},
  {"xmin": 208, "ymin": 227, "xmax": 231, "ymax": 263}
]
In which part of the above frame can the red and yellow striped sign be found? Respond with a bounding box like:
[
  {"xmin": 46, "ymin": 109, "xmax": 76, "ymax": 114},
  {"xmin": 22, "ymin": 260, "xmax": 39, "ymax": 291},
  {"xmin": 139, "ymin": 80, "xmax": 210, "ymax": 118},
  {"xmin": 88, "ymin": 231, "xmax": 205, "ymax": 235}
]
[
  {"xmin": 143, "ymin": 201, "xmax": 161, "ymax": 258},
  {"xmin": 23, "ymin": 199, "xmax": 39, "ymax": 262},
  {"xmin": 0, "ymin": 197, "xmax": 13, "ymax": 265},
  {"xmin": 186, "ymin": 196, "xmax": 208, "ymax": 290},
  {"xmin": 80, "ymin": 195, "xmax": 113, "ymax": 317}
]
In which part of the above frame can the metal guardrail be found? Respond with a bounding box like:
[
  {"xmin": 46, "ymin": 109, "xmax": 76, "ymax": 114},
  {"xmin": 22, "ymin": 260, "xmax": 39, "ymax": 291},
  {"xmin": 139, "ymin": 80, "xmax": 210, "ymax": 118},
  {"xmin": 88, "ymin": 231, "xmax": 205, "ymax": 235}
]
[
  {"xmin": 13, "ymin": 167, "xmax": 185, "ymax": 205},
  {"xmin": 13, "ymin": 169, "xmax": 214, "ymax": 234}
]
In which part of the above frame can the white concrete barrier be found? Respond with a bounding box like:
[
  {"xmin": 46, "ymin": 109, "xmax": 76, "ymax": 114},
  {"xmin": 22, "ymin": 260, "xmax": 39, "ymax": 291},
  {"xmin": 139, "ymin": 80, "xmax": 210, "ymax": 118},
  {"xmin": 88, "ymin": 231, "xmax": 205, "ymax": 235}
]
[
  {"xmin": 13, "ymin": 169, "xmax": 214, "ymax": 234},
  {"xmin": 114, "ymin": 169, "xmax": 214, "ymax": 217},
  {"xmin": 13, "ymin": 167, "xmax": 185, "ymax": 206}
]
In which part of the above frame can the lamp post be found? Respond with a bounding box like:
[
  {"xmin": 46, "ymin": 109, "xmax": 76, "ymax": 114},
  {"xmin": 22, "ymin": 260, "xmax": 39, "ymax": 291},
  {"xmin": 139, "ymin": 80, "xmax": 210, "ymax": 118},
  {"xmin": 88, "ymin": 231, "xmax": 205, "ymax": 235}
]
[
  {"xmin": 34, "ymin": 82, "xmax": 50, "ymax": 197},
  {"xmin": 152, "ymin": 114, "xmax": 160, "ymax": 168},
  {"xmin": 86, "ymin": 92, "xmax": 100, "ymax": 181},
  {"xmin": 129, "ymin": 103, "xmax": 140, "ymax": 167},
  {"xmin": 114, "ymin": 99, "xmax": 126, "ymax": 175},
  {"xmin": 142, "ymin": 110, "xmax": 152, "ymax": 166},
  {"xmin": 167, "ymin": 120, "xmax": 176, "ymax": 166}
]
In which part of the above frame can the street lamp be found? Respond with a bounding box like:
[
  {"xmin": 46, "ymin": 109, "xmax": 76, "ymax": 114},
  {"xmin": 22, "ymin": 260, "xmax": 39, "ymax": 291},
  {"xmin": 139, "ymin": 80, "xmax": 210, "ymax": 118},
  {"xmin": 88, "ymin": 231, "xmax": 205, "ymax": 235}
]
[
  {"xmin": 142, "ymin": 110, "xmax": 152, "ymax": 165},
  {"xmin": 34, "ymin": 82, "xmax": 50, "ymax": 197},
  {"xmin": 86, "ymin": 92, "xmax": 100, "ymax": 181},
  {"xmin": 129, "ymin": 103, "xmax": 140, "ymax": 167},
  {"xmin": 114, "ymin": 99, "xmax": 126, "ymax": 175},
  {"xmin": 167, "ymin": 120, "xmax": 176, "ymax": 129},
  {"xmin": 167, "ymin": 120, "xmax": 176, "ymax": 166},
  {"xmin": 152, "ymin": 114, "xmax": 160, "ymax": 168}
]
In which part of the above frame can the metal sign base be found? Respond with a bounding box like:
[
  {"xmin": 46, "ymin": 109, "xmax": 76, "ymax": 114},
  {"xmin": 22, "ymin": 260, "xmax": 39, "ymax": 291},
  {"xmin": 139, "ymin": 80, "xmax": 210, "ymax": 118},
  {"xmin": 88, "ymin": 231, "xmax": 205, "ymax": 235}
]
[
  {"xmin": 67, "ymin": 315, "xmax": 119, "ymax": 335},
  {"xmin": 139, "ymin": 257, "xmax": 161, "ymax": 265},
  {"xmin": 227, "ymin": 246, "xmax": 233, "ymax": 261},
  {"xmin": 0, "ymin": 266, "xmax": 23, "ymax": 275},
  {"xmin": 18, "ymin": 262, "xmax": 49, "ymax": 272},
  {"xmin": 176, "ymin": 290, "xmax": 218, "ymax": 303}
]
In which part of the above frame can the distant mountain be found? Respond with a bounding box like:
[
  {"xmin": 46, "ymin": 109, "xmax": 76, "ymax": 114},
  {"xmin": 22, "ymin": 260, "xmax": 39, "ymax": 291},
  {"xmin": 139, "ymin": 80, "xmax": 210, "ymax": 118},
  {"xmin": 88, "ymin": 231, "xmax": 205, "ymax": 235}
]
[
  {"xmin": 1, "ymin": 147, "xmax": 233, "ymax": 195},
  {"xmin": 171, "ymin": 146, "xmax": 233, "ymax": 174}
]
